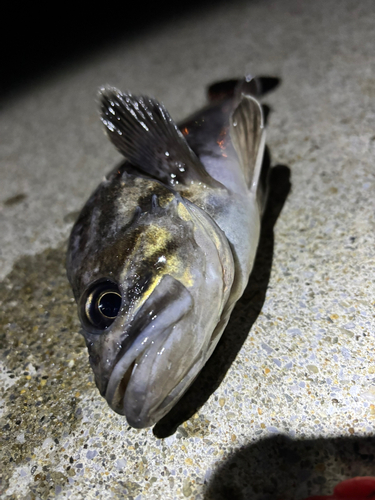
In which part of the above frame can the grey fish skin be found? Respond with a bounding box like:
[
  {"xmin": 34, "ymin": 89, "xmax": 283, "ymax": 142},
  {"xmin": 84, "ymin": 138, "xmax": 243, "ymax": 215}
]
[{"xmin": 66, "ymin": 77, "xmax": 266, "ymax": 428}]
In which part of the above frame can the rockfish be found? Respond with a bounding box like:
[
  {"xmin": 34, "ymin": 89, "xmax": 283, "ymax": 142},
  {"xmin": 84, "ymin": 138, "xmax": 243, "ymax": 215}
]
[{"xmin": 66, "ymin": 76, "xmax": 268, "ymax": 428}]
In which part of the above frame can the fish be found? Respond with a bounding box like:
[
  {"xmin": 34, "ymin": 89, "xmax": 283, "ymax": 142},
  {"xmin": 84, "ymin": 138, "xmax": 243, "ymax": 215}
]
[{"xmin": 66, "ymin": 76, "xmax": 269, "ymax": 428}]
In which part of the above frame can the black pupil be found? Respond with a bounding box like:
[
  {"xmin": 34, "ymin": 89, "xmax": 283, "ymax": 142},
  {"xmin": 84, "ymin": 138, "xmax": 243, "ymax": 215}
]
[
  {"xmin": 83, "ymin": 282, "xmax": 122, "ymax": 331},
  {"xmin": 98, "ymin": 292, "xmax": 121, "ymax": 318}
]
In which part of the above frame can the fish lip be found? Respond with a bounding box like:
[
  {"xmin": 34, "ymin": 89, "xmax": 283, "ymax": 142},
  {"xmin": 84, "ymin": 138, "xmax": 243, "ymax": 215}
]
[
  {"xmin": 103, "ymin": 312, "xmax": 163, "ymax": 415},
  {"xmin": 104, "ymin": 325, "xmax": 173, "ymax": 419},
  {"xmin": 104, "ymin": 274, "xmax": 194, "ymax": 423},
  {"xmin": 125, "ymin": 352, "xmax": 205, "ymax": 429},
  {"xmin": 107, "ymin": 325, "xmax": 203, "ymax": 429},
  {"xmin": 104, "ymin": 343, "xmax": 147, "ymax": 416}
]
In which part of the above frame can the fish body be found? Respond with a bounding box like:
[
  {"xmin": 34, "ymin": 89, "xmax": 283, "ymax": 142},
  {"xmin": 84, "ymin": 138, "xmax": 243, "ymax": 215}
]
[{"xmin": 66, "ymin": 77, "xmax": 267, "ymax": 428}]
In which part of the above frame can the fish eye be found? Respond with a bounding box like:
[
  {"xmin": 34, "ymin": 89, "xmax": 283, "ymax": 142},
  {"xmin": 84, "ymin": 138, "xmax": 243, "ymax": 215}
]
[{"xmin": 83, "ymin": 282, "xmax": 122, "ymax": 331}]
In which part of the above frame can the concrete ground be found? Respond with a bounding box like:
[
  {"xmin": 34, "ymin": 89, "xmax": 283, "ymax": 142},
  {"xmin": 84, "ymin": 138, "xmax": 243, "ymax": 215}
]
[{"xmin": 1, "ymin": 0, "xmax": 374, "ymax": 498}]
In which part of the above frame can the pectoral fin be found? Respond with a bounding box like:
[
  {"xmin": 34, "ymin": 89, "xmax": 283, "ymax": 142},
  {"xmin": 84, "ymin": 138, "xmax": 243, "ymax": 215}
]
[
  {"xmin": 230, "ymin": 94, "xmax": 266, "ymax": 193},
  {"xmin": 100, "ymin": 87, "xmax": 219, "ymax": 188}
]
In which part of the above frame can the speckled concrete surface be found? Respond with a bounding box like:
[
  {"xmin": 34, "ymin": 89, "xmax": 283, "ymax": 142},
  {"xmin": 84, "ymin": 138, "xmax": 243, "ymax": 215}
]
[{"xmin": 1, "ymin": 0, "xmax": 375, "ymax": 498}]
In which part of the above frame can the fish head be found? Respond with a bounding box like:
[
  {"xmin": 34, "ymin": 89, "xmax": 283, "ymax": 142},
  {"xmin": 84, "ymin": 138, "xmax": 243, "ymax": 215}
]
[{"xmin": 67, "ymin": 172, "xmax": 234, "ymax": 427}]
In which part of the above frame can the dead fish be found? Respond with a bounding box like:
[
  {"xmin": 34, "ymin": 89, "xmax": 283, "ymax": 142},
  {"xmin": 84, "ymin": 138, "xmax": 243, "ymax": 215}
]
[{"xmin": 66, "ymin": 76, "xmax": 269, "ymax": 428}]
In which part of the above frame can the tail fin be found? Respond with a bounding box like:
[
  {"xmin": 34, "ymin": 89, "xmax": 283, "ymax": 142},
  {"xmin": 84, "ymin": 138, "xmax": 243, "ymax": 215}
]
[{"xmin": 230, "ymin": 94, "xmax": 266, "ymax": 210}]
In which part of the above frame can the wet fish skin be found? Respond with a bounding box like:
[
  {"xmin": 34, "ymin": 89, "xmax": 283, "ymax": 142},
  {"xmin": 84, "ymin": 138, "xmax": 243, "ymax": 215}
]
[{"xmin": 66, "ymin": 77, "xmax": 266, "ymax": 428}]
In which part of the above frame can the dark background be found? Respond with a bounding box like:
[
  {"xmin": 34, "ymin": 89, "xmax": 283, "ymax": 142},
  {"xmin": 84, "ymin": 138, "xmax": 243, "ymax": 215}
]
[{"xmin": 2, "ymin": 1, "xmax": 222, "ymax": 97}]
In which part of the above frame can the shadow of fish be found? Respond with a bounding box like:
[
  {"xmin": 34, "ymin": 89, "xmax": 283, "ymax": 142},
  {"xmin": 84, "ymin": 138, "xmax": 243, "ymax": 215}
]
[{"xmin": 66, "ymin": 76, "xmax": 273, "ymax": 428}]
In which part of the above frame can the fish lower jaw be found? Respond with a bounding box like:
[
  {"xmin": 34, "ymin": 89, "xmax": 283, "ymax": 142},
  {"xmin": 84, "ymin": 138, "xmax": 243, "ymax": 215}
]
[
  {"xmin": 104, "ymin": 349, "xmax": 170, "ymax": 428},
  {"xmin": 104, "ymin": 349, "xmax": 145, "ymax": 418},
  {"xmin": 104, "ymin": 320, "xmax": 179, "ymax": 427},
  {"xmin": 108, "ymin": 361, "xmax": 136, "ymax": 415},
  {"xmin": 105, "ymin": 346, "xmax": 164, "ymax": 428},
  {"xmin": 107, "ymin": 358, "xmax": 164, "ymax": 429}
]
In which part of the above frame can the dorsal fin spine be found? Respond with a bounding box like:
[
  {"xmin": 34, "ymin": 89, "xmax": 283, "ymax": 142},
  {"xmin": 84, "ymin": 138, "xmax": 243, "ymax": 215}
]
[{"xmin": 99, "ymin": 87, "xmax": 222, "ymax": 189}]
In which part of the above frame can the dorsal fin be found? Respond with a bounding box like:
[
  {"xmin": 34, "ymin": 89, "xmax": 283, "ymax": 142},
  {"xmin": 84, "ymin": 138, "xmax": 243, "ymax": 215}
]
[
  {"xmin": 99, "ymin": 87, "xmax": 219, "ymax": 188},
  {"xmin": 230, "ymin": 94, "xmax": 266, "ymax": 193}
]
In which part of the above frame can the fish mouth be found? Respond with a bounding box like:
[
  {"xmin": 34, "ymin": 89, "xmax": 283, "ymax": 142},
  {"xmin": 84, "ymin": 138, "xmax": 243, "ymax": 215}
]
[
  {"xmin": 105, "ymin": 274, "xmax": 194, "ymax": 428},
  {"xmin": 105, "ymin": 325, "xmax": 175, "ymax": 426}
]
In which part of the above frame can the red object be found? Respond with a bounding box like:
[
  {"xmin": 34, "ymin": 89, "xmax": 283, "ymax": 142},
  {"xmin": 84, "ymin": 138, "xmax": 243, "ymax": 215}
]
[{"xmin": 304, "ymin": 477, "xmax": 375, "ymax": 500}]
